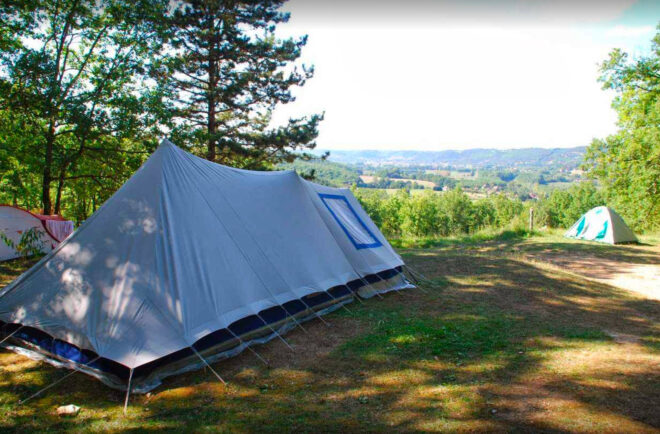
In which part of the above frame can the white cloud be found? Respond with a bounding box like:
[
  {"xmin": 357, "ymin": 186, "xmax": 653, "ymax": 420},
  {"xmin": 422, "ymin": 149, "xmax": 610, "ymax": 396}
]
[
  {"xmin": 282, "ymin": 0, "xmax": 638, "ymax": 26},
  {"xmin": 269, "ymin": 1, "xmax": 655, "ymax": 150}
]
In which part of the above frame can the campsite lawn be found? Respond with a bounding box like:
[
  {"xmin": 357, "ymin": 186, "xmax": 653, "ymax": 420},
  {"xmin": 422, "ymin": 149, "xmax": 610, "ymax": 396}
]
[{"xmin": 0, "ymin": 232, "xmax": 658, "ymax": 432}]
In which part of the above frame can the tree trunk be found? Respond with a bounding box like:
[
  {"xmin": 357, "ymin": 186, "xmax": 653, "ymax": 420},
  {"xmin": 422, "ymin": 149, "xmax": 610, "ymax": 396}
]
[
  {"xmin": 54, "ymin": 167, "xmax": 66, "ymax": 215},
  {"xmin": 206, "ymin": 14, "xmax": 218, "ymax": 162},
  {"xmin": 42, "ymin": 121, "xmax": 56, "ymax": 215},
  {"xmin": 207, "ymin": 99, "xmax": 216, "ymax": 161}
]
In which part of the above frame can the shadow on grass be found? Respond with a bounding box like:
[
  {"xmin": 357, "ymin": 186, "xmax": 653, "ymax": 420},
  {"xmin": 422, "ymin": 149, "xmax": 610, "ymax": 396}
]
[
  {"xmin": 0, "ymin": 256, "xmax": 41, "ymax": 287},
  {"xmin": 504, "ymin": 240, "xmax": 660, "ymax": 286},
  {"xmin": 0, "ymin": 252, "xmax": 658, "ymax": 431},
  {"xmin": 513, "ymin": 240, "xmax": 658, "ymax": 264}
]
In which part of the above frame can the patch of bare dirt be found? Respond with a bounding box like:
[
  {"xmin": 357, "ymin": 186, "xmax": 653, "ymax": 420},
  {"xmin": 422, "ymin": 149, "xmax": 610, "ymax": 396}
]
[
  {"xmin": 603, "ymin": 330, "xmax": 641, "ymax": 344},
  {"xmin": 523, "ymin": 246, "xmax": 660, "ymax": 300}
]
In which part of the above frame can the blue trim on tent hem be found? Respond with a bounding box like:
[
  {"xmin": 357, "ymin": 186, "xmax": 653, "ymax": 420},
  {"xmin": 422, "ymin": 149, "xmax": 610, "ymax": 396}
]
[{"xmin": 0, "ymin": 266, "xmax": 404, "ymax": 384}]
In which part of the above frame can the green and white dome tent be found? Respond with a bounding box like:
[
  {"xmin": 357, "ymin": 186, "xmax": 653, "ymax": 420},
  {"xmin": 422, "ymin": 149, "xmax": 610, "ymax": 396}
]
[{"xmin": 565, "ymin": 206, "xmax": 637, "ymax": 244}]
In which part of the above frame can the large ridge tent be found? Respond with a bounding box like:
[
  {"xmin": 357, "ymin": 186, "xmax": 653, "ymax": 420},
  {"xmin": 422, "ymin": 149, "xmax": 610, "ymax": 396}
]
[
  {"xmin": 0, "ymin": 140, "xmax": 412, "ymax": 392},
  {"xmin": 0, "ymin": 205, "xmax": 74, "ymax": 262},
  {"xmin": 564, "ymin": 206, "xmax": 637, "ymax": 244}
]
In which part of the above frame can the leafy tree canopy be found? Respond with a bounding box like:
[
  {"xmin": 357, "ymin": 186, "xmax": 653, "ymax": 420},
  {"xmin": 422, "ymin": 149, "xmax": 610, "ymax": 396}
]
[
  {"xmin": 0, "ymin": 0, "xmax": 321, "ymax": 219},
  {"xmin": 585, "ymin": 25, "xmax": 660, "ymax": 230},
  {"xmin": 0, "ymin": 0, "xmax": 166, "ymax": 215}
]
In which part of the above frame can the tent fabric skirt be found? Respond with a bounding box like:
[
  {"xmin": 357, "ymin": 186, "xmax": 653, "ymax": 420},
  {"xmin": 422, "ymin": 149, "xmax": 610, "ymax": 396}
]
[{"xmin": 0, "ymin": 266, "xmax": 412, "ymax": 393}]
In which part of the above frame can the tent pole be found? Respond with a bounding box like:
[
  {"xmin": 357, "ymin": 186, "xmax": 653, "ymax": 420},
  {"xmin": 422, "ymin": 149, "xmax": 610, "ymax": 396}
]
[
  {"xmin": 312, "ymin": 287, "xmax": 355, "ymax": 317},
  {"xmin": 123, "ymin": 368, "xmax": 134, "ymax": 415},
  {"xmin": 286, "ymin": 312, "xmax": 310, "ymax": 334},
  {"xmin": 191, "ymin": 346, "xmax": 226, "ymax": 385},
  {"xmin": 369, "ymin": 269, "xmax": 409, "ymax": 299},
  {"xmin": 403, "ymin": 265, "xmax": 421, "ymax": 285},
  {"xmin": 253, "ymin": 297, "xmax": 310, "ymax": 336},
  {"xmin": 338, "ymin": 302, "xmax": 354, "ymax": 315},
  {"xmin": 18, "ymin": 356, "xmax": 101, "ymax": 405}
]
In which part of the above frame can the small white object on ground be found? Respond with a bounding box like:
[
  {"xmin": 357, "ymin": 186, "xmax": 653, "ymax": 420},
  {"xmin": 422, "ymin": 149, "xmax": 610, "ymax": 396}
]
[{"xmin": 56, "ymin": 404, "xmax": 80, "ymax": 416}]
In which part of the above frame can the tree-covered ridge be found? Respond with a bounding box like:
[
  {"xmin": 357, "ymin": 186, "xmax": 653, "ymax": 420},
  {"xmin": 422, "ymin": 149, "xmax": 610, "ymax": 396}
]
[
  {"xmin": 321, "ymin": 147, "xmax": 586, "ymax": 168},
  {"xmin": 277, "ymin": 159, "xmax": 360, "ymax": 187},
  {"xmin": 280, "ymin": 156, "xmax": 583, "ymax": 202}
]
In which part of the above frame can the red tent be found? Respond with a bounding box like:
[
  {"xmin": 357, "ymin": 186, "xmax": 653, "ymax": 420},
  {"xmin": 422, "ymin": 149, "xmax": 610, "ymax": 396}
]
[{"xmin": 0, "ymin": 205, "xmax": 74, "ymax": 261}]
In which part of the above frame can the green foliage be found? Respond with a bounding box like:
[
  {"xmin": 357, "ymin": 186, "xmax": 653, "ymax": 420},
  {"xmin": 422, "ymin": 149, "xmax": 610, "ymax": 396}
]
[
  {"xmin": 0, "ymin": 0, "xmax": 165, "ymax": 215},
  {"xmin": 472, "ymin": 199, "xmax": 497, "ymax": 228},
  {"xmin": 585, "ymin": 26, "xmax": 660, "ymax": 231},
  {"xmin": 350, "ymin": 187, "xmax": 385, "ymax": 229},
  {"xmin": 354, "ymin": 181, "xmax": 606, "ymax": 240},
  {"xmin": 380, "ymin": 191, "xmax": 407, "ymax": 237},
  {"xmin": 154, "ymin": 0, "xmax": 321, "ymax": 168},
  {"xmin": 354, "ymin": 188, "xmax": 526, "ymax": 238},
  {"xmin": 278, "ymin": 159, "xmax": 360, "ymax": 187},
  {"xmin": 360, "ymin": 177, "xmax": 427, "ymax": 190},
  {"xmin": 0, "ymin": 0, "xmax": 323, "ymax": 219},
  {"xmin": 490, "ymin": 193, "xmax": 523, "ymax": 226},
  {"xmin": 0, "ymin": 227, "xmax": 46, "ymax": 258},
  {"xmin": 437, "ymin": 188, "xmax": 475, "ymax": 234},
  {"xmin": 533, "ymin": 182, "xmax": 603, "ymax": 228},
  {"xmin": 399, "ymin": 191, "xmax": 443, "ymax": 237}
]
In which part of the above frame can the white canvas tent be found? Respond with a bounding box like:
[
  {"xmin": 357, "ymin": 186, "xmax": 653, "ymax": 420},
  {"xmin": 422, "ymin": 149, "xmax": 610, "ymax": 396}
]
[
  {"xmin": 0, "ymin": 140, "xmax": 412, "ymax": 392},
  {"xmin": 564, "ymin": 206, "xmax": 637, "ymax": 244},
  {"xmin": 0, "ymin": 205, "xmax": 74, "ymax": 262}
]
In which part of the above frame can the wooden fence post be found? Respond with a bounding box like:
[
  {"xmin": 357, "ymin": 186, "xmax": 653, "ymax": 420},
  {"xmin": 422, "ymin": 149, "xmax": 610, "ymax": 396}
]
[{"xmin": 529, "ymin": 208, "xmax": 534, "ymax": 233}]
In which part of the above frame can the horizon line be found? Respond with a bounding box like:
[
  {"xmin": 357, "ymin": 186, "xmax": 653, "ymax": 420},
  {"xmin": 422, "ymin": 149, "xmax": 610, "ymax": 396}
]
[{"xmin": 314, "ymin": 145, "xmax": 587, "ymax": 153}]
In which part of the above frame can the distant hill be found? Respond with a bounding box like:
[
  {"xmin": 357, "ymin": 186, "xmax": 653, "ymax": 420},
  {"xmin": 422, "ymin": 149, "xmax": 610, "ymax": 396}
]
[
  {"xmin": 277, "ymin": 159, "xmax": 361, "ymax": 187},
  {"xmin": 320, "ymin": 147, "xmax": 587, "ymax": 168}
]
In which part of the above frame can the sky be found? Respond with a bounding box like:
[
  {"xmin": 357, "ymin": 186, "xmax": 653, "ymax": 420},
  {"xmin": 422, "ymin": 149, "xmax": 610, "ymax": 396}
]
[{"xmin": 270, "ymin": 0, "xmax": 660, "ymax": 151}]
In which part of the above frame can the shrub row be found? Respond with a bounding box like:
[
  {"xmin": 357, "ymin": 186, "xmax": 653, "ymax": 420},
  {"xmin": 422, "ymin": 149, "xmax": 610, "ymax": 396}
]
[{"xmin": 353, "ymin": 182, "xmax": 604, "ymax": 238}]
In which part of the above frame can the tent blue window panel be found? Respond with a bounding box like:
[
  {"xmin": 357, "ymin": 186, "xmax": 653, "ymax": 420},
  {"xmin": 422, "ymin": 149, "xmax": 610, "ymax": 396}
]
[{"xmin": 318, "ymin": 194, "xmax": 382, "ymax": 249}]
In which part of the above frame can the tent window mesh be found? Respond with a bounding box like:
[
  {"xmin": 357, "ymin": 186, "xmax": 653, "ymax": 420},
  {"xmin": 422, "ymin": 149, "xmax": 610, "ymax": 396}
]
[{"xmin": 318, "ymin": 194, "xmax": 382, "ymax": 249}]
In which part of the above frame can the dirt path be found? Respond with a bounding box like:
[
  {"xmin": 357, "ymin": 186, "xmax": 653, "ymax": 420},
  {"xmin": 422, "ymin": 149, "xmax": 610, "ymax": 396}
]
[{"xmin": 520, "ymin": 242, "xmax": 660, "ymax": 300}]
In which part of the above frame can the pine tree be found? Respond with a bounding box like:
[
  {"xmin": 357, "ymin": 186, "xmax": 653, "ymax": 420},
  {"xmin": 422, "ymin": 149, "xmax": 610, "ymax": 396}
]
[{"xmin": 153, "ymin": 0, "xmax": 322, "ymax": 169}]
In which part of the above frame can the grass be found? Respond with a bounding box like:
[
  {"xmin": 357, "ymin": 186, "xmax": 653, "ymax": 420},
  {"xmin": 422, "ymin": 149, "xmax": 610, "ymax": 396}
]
[
  {"xmin": 389, "ymin": 227, "xmax": 533, "ymax": 249},
  {"xmin": 0, "ymin": 257, "xmax": 40, "ymax": 288},
  {"xmin": 0, "ymin": 233, "xmax": 658, "ymax": 432}
]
